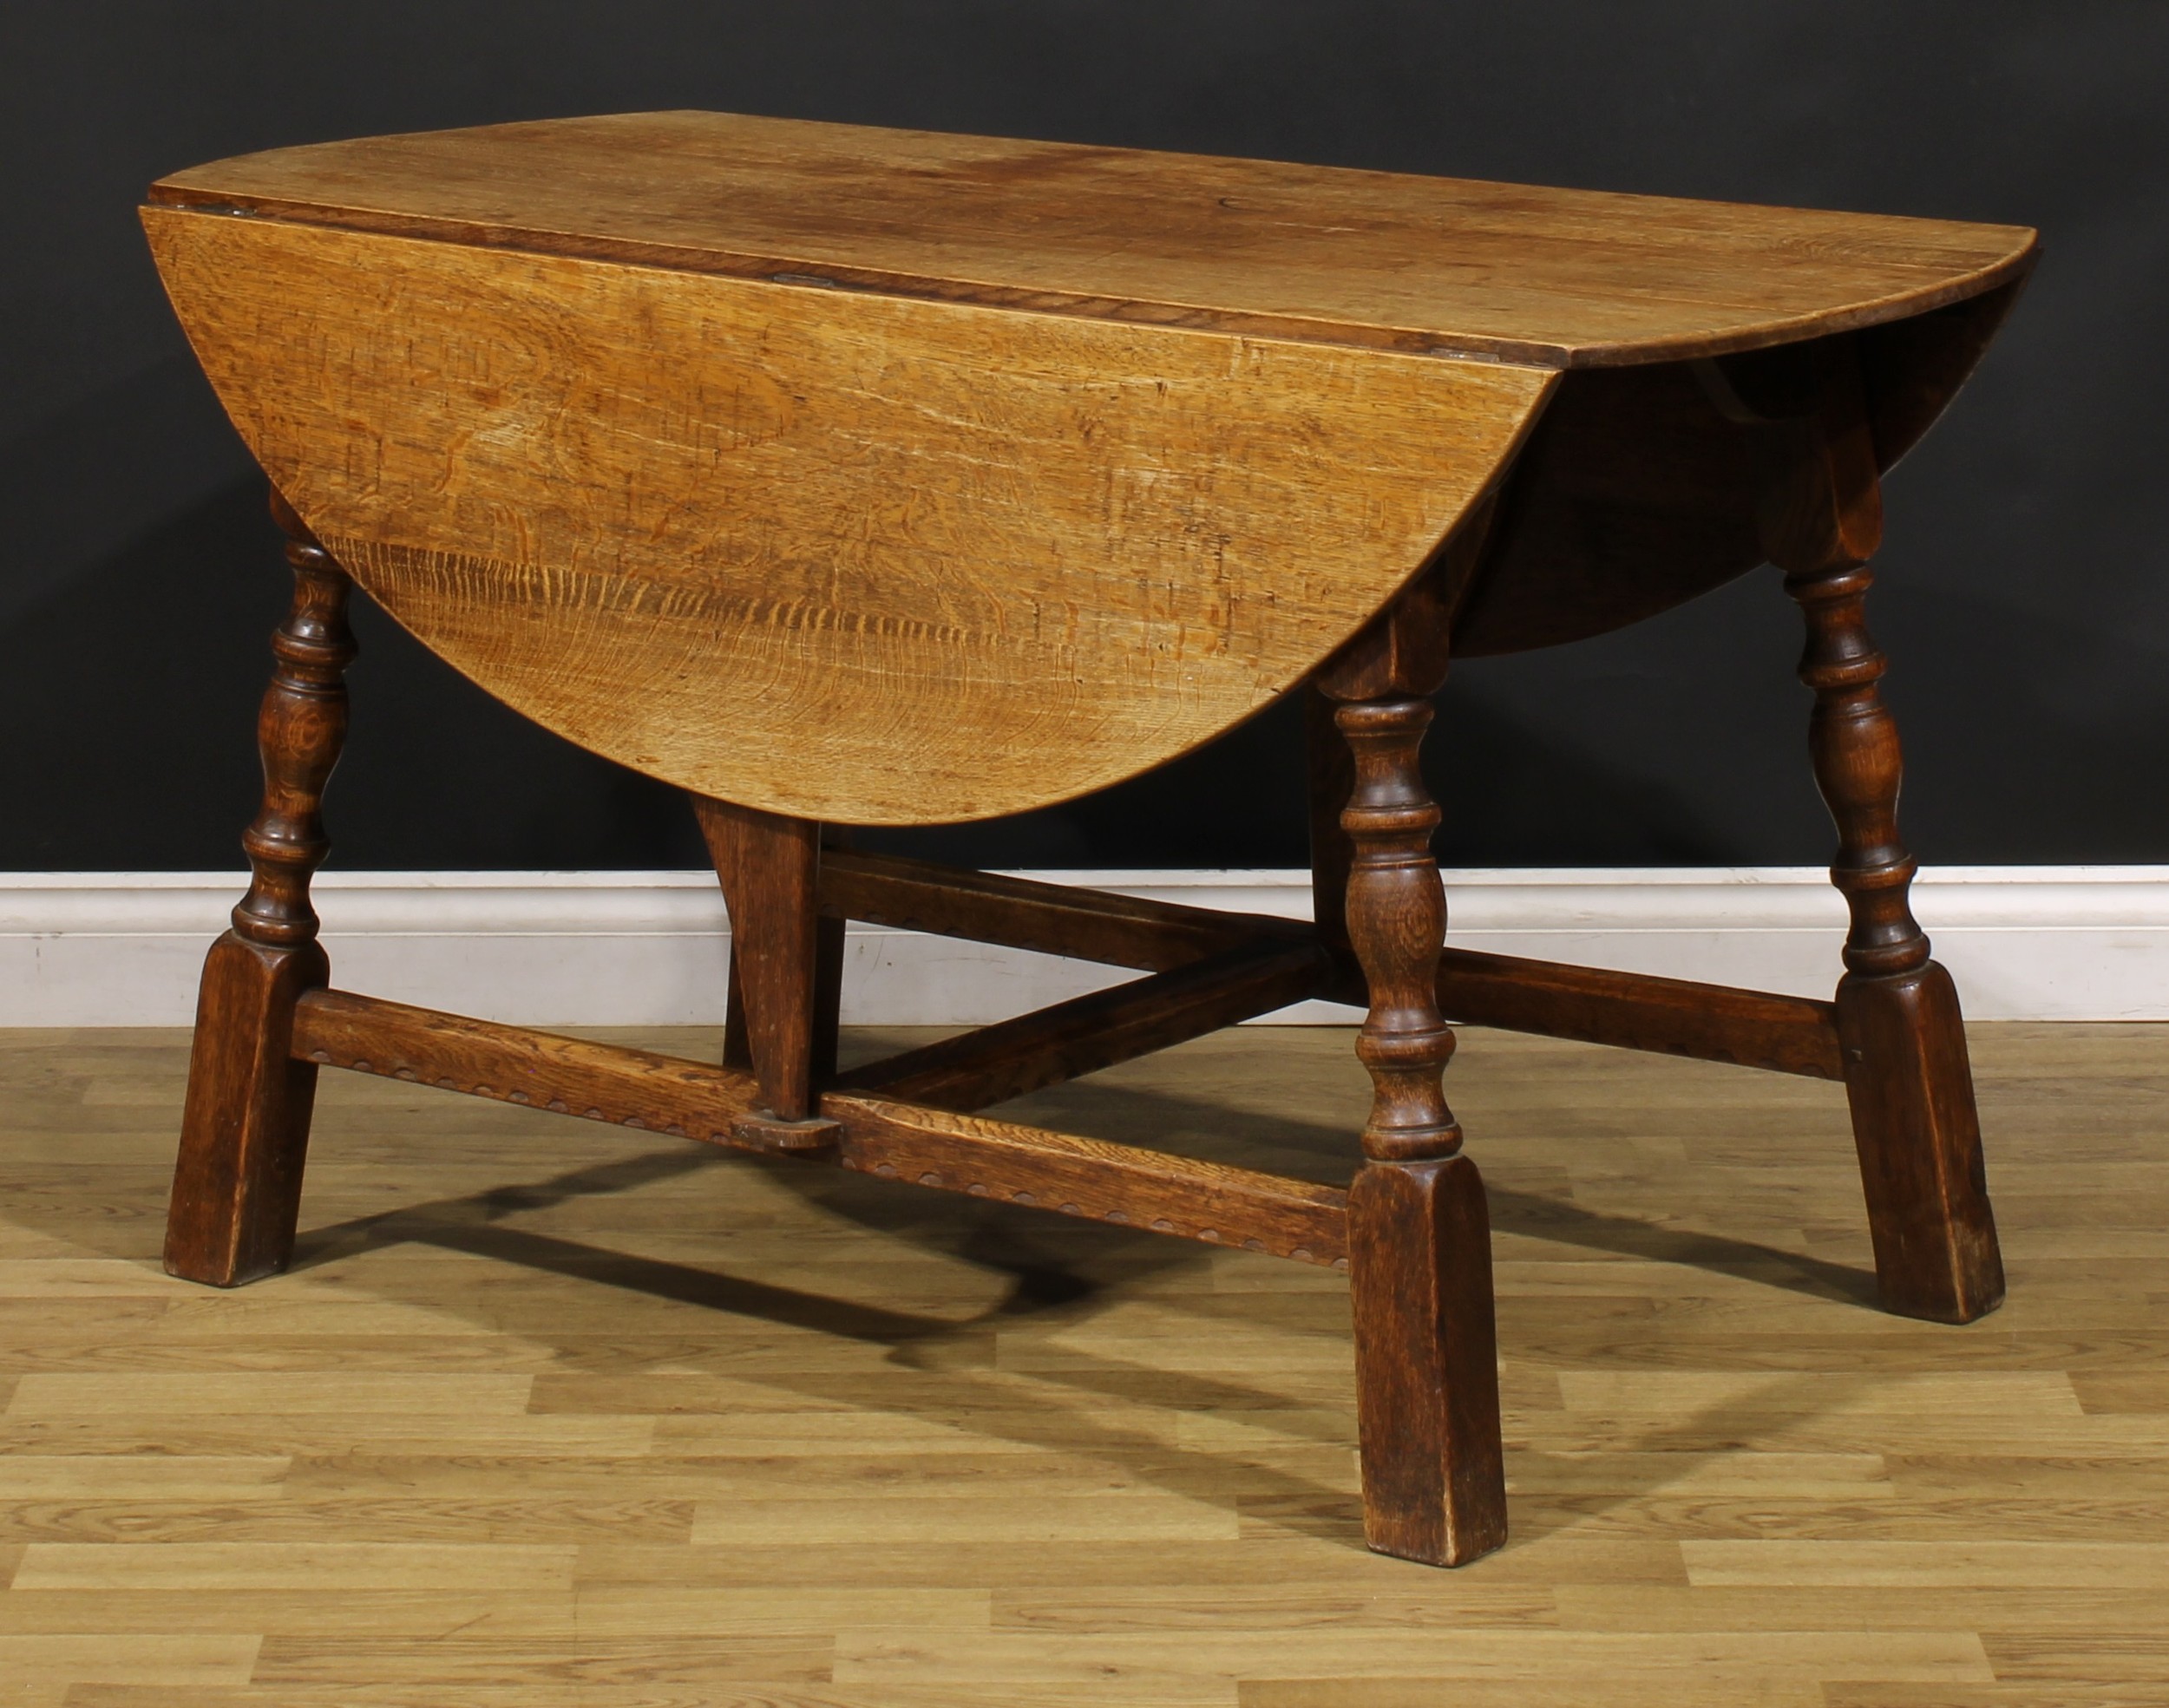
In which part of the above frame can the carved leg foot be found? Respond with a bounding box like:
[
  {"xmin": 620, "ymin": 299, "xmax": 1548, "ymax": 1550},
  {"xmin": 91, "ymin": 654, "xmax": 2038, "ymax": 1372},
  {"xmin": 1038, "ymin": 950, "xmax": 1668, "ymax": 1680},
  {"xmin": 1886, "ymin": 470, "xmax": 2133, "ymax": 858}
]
[
  {"xmin": 1330, "ymin": 693, "xmax": 1505, "ymax": 1567},
  {"xmin": 167, "ymin": 492, "xmax": 353, "ymax": 1286},
  {"xmin": 1347, "ymin": 1150, "xmax": 1504, "ymax": 1565}
]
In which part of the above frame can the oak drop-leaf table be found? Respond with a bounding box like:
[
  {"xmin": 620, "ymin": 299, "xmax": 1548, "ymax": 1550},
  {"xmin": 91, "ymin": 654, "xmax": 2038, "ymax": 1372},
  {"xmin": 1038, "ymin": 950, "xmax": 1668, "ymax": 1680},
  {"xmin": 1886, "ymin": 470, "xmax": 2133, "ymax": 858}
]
[{"xmin": 145, "ymin": 111, "xmax": 2035, "ymax": 1567}]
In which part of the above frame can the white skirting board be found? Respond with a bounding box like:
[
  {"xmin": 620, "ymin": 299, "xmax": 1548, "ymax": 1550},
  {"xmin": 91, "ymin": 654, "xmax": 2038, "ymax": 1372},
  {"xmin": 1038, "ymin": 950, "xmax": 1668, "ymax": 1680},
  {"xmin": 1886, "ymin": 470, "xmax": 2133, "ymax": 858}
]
[{"xmin": 3, "ymin": 867, "xmax": 2165, "ymax": 1028}]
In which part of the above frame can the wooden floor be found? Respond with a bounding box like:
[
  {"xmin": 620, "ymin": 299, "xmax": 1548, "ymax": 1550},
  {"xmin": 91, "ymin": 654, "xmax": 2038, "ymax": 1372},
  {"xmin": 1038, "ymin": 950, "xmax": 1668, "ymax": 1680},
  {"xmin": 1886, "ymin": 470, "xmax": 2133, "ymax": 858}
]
[{"xmin": 1, "ymin": 1018, "xmax": 2165, "ymax": 1706}]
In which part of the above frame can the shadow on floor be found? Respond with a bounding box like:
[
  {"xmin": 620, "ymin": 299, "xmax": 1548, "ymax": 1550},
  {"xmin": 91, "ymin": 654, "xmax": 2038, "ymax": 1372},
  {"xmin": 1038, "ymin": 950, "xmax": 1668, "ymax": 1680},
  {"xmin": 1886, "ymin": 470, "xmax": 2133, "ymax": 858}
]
[
  {"xmin": 266, "ymin": 1062, "xmax": 1890, "ymax": 1553},
  {"xmin": 5, "ymin": 1029, "xmax": 1910, "ymax": 1557}
]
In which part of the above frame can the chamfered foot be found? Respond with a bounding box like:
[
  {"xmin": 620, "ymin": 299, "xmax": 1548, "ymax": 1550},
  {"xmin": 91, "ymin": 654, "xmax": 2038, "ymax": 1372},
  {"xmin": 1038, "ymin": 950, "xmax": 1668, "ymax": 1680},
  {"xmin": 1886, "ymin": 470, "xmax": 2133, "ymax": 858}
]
[
  {"xmin": 1838, "ymin": 962, "xmax": 2005, "ymax": 1324},
  {"xmin": 166, "ymin": 932, "xmax": 326, "ymax": 1287},
  {"xmin": 1347, "ymin": 1152, "xmax": 1507, "ymax": 1566}
]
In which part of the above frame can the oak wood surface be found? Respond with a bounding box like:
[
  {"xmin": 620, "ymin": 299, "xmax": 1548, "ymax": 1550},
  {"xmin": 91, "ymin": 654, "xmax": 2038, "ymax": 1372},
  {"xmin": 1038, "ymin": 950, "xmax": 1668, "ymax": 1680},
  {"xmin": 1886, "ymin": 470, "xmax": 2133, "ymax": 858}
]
[
  {"xmin": 145, "ymin": 203, "xmax": 1548, "ymax": 823},
  {"xmin": 141, "ymin": 115, "xmax": 2038, "ymax": 795},
  {"xmin": 1313, "ymin": 689, "xmax": 1507, "ymax": 1562},
  {"xmin": 134, "ymin": 112, "xmax": 2037, "ymax": 1591},
  {"xmin": 1347, "ymin": 1153, "xmax": 1507, "ymax": 1566},
  {"xmin": 820, "ymin": 849, "xmax": 1312, "ymax": 974},
  {"xmin": 164, "ymin": 502, "xmax": 353, "ymax": 1289},
  {"xmin": 618, "ymin": 838, "xmax": 1861, "ymax": 1083},
  {"xmin": 1326, "ymin": 697, "xmax": 1460, "ymax": 1166},
  {"xmin": 1746, "ymin": 345, "xmax": 2003, "ymax": 1325},
  {"xmin": 833, "ymin": 937, "xmax": 1337, "ymax": 1111},
  {"xmin": 286, "ymin": 990, "xmax": 1350, "ymax": 1267},
  {"xmin": 1449, "ymin": 358, "xmax": 1762, "ymax": 656},
  {"xmin": 1432, "ymin": 947, "xmax": 1845, "ymax": 1079},
  {"xmin": 6, "ymin": 1020, "xmax": 2162, "ymax": 1705},
  {"xmin": 147, "ymin": 109, "xmax": 2035, "ymax": 370},
  {"xmin": 692, "ymin": 799, "xmax": 830, "ymax": 1138}
]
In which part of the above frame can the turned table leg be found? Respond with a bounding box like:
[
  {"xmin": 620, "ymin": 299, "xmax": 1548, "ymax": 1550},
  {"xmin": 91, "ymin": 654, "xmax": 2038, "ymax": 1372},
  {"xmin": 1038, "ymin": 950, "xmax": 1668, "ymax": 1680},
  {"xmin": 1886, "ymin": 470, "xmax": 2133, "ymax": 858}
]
[
  {"xmin": 1327, "ymin": 692, "xmax": 1506, "ymax": 1567},
  {"xmin": 167, "ymin": 492, "xmax": 354, "ymax": 1286},
  {"xmin": 1788, "ymin": 560, "xmax": 2004, "ymax": 1323},
  {"xmin": 1711, "ymin": 342, "xmax": 2005, "ymax": 1325}
]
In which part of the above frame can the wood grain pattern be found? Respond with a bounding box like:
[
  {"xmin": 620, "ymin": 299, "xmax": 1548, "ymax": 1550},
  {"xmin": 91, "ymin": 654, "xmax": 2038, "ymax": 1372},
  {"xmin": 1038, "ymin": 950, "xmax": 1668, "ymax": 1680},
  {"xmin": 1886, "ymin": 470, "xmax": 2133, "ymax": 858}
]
[
  {"xmin": 15, "ymin": 1019, "xmax": 2159, "ymax": 1704},
  {"xmin": 691, "ymin": 798, "xmax": 832, "ymax": 1142},
  {"xmin": 819, "ymin": 849, "xmax": 1312, "ymax": 974},
  {"xmin": 141, "ymin": 113, "xmax": 2036, "ymax": 720},
  {"xmin": 833, "ymin": 1095, "xmax": 1350, "ymax": 1269},
  {"xmin": 285, "ymin": 989, "xmax": 1349, "ymax": 1266},
  {"xmin": 1313, "ymin": 684, "xmax": 1507, "ymax": 1564},
  {"xmin": 134, "ymin": 113, "xmax": 2036, "ymax": 1598},
  {"xmin": 1832, "ymin": 966, "xmax": 2003, "ymax": 1322},
  {"xmin": 832, "ymin": 937, "xmax": 1336, "ymax": 1111},
  {"xmin": 1313, "ymin": 491, "xmax": 1493, "ymax": 703},
  {"xmin": 1432, "ymin": 946, "xmax": 1845, "ymax": 1079},
  {"xmin": 1328, "ymin": 697, "xmax": 1460, "ymax": 1166},
  {"xmin": 1347, "ymin": 1153, "xmax": 1507, "ymax": 1567},
  {"xmin": 144, "ymin": 204, "xmax": 1550, "ymax": 824},
  {"xmin": 146, "ymin": 109, "xmax": 2035, "ymax": 370},
  {"xmin": 721, "ymin": 823, "xmax": 849, "ymax": 1092}
]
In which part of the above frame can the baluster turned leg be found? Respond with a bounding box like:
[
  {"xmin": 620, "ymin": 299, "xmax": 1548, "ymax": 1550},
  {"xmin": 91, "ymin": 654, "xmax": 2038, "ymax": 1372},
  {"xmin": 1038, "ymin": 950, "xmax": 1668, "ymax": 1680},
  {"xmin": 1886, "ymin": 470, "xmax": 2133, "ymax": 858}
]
[
  {"xmin": 1714, "ymin": 339, "xmax": 2007, "ymax": 1326},
  {"xmin": 167, "ymin": 493, "xmax": 355, "ymax": 1286},
  {"xmin": 1789, "ymin": 560, "xmax": 2004, "ymax": 1322},
  {"xmin": 1701, "ymin": 341, "xmax": 2003, "ymax": 1325},
  {"xmin": 1331, "ymin": 694, "xmax": 1505, "ymax": 1567}
]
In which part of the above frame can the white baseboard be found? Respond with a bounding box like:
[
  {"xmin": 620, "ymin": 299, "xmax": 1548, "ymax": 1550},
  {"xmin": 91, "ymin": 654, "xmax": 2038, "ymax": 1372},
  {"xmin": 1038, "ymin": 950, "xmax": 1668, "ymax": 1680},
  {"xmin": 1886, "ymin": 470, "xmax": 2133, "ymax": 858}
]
[{"xmin": 3, "ymin": 867, "xmax": 2164, "ymax": 1028}]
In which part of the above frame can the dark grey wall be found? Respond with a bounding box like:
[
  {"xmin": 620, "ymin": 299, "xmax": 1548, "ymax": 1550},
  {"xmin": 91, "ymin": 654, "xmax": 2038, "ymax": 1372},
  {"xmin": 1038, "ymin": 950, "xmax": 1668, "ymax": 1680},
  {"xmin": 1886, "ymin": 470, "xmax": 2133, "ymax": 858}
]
[{"xmin": 3, "ymin": 2, "xmax": 2162, "ymax": 871}]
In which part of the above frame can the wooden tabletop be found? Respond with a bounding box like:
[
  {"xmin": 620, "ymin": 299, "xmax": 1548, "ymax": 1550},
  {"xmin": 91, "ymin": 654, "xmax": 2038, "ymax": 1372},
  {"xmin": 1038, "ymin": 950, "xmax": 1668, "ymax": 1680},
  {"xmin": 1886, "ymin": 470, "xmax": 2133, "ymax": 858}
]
[
  {"xmin": 144, "ymin": 111, "xmax": 2033, "ymax": 825},
  {"xmin": 150, "ymin": 109, "xmax": 2035, "ymax": 370}
]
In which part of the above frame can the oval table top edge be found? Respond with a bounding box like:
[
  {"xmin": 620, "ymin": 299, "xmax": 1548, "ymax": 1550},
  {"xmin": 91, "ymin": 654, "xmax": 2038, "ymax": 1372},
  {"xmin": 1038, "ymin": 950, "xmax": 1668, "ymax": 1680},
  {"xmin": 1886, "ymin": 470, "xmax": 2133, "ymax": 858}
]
[{"xmin": 144, "ymin": 109, "xmax": 2040, "ymax": 371}]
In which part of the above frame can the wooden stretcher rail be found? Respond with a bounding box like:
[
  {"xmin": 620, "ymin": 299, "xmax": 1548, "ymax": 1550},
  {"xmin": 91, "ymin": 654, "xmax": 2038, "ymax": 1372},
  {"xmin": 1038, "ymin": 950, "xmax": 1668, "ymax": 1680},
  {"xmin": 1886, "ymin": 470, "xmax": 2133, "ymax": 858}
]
[
  {"xmin": 1433, "ymin": 946, "xmax": 1845, "ymax": 1078},
  {"xmin": 289, "ymin": 988, "xmax": 1351, "ymax": 1266},
  {"xmin": 819, "ymin": 854, "xmax": 1844, "ymax": 1078},
  {"xmin": 819, "ymin": 848, "xmax": 1316, "ymax": 973},
  {"xmin": 835, "ymin": 937, "xmax": 1336, "ymax": 1110}
]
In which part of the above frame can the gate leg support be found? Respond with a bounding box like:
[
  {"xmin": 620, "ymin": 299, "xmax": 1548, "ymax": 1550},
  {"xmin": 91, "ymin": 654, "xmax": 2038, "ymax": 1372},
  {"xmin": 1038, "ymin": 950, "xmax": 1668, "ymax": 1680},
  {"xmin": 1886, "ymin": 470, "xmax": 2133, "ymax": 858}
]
[
  {"xmin": 167, "ymin": 491, "xmax": 353, "ymax": 1286},
  {"xmin": 696, "ymin": 797, "xmax": 839, "ymax": 1151},
  {"xmin": 723, "ymin": 826, "xmax": 848, "ymax": 1081}
]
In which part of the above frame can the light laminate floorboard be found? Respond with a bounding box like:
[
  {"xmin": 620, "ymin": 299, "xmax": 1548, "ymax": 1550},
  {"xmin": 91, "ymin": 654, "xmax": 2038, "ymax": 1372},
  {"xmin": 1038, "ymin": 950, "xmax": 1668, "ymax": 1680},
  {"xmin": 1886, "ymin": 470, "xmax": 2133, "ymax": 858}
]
[{"xmin": 1, "ymin": 1020, "xmax": 2164, "ymax": 1705}]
